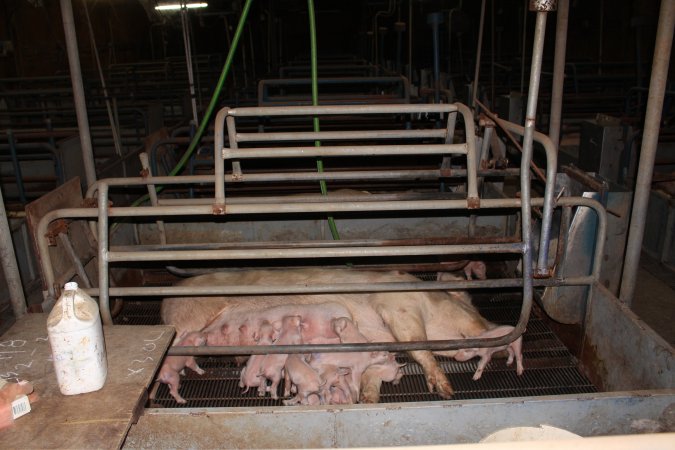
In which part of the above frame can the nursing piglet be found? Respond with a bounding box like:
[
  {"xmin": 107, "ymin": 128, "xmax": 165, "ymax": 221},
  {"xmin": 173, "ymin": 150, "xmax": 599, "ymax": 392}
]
[
  {"xmin": 318, "ymin": 364, "xmax": 353, "ymax": 404},
  {"xmin": 454, "ymin": 325, "xmax": 524, "ymax": 380},
  {"xmin": 258, "ymin": 315, "xmax": 303, "ymax": 399},
  {"xmin": 239, "ymin": 321, "xmax": 276, "ymax": 393},
  {"xmin": 359, "ymin": 353, "xmax": 406, "ymax": 403},
  {"xmin": 282, "ymin": 354, "xmax": 325, "ymax": 405},
  {"xmin": 157, "ymin": 331, "xmax": 206, "ymax": 404}
]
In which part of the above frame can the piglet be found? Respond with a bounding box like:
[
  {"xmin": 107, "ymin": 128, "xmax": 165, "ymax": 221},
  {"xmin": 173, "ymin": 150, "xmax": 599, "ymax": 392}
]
[
  {"xmin": 282, "ymin": 354, "xmax": 326, "ymax": 405},
  {"xmin": 258, "ymin": 315, "xmax": 303, "ymax": 399},
  {"xmin": 157, "ymin": 331, "xmax": 207, "ymax": 404},
  {"xmin": 240, "ymin": 321, "xmax": 277, "ymax": 393},
  {"xmin": 332, "ymin": 317, "xmax": 367, "ymax": 343},
  {"xmin": 454, "ymin": 325, "xmax": 524, "ymax": 380},
  {"xmin": 317, "ymin": 364, "xmax": 353, "ymax": 404},
  {"xmin": 359, "ymin": 353, "xmax": 406, "ymax": 403}
]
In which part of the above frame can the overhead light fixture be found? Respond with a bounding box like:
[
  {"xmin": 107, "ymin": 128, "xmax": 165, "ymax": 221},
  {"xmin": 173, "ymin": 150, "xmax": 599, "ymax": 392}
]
[{"xmin": 155, "ymin": 2, "xmax": 207, "ymax": 11}]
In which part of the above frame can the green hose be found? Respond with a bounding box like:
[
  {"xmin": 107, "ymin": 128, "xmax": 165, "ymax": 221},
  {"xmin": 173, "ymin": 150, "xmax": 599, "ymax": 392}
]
[
  {"xmin": 130, "ymin": 0, "xmax": 254, "ymax": 207},
  {"xmin": 308, "ymin": 0, "xmax": 341, "ymax": 240}
]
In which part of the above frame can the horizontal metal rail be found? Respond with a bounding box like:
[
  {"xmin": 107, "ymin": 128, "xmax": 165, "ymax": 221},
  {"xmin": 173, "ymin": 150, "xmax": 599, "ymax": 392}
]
[
  {"xmin": 87, "ymin": 275, "xmax": 595, "ymax": 299},
  {"xmin": 222, "ymin": 143, "xmax": 468, "ymax": 159},
  {"xmin": 228, "ymin": 103, "xmax": 458, "ymax": 117},
  {"xmin": 234, "ymin": 129, "xmax": 448, "ymax": 142}
]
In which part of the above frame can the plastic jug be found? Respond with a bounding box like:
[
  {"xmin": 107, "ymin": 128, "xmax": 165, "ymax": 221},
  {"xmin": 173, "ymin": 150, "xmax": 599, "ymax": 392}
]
[{"xmin": 47, "ymin": 282, "xmax": 108, "ymax": 395}]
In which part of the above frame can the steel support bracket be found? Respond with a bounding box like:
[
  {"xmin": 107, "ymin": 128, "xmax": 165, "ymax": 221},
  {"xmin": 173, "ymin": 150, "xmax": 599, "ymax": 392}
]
[
  {"xmin": 212, "ymin": 204, "xmax": 227, "ymax": 215},
  {"xmin": 45, "ymin": 219, "xmax": 69, "ymax": 246}
]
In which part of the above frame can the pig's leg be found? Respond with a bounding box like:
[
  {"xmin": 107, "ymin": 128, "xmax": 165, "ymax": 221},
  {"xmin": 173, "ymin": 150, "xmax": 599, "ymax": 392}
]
[
  {"xmin": 378, "ymin": 307, "xmax": 454, "ymax": 398},
  {"xmin": 512, "ymin": 340, "xmax": 524, "ymax": 376},
  {"xmin": 185, "ymin": 356, "xmax": 205, "ymax": 375},
  {"xmin": 473, "ymin": 353, "xmax": 492, "ymax": 380},
  {"xmin": 166, "ymin": 373, "xmax": 187, "ymax": 404},
  {"xmin": 283, "ymin": 369, "xmax": 292, "ymax": 398},
  {"xmin": 359, "ymin": 369, "xmax": 383, "ymax": 404},
  {"xmin": 282, "ymin": 395, "xmax": 301, "ymax": 406}
]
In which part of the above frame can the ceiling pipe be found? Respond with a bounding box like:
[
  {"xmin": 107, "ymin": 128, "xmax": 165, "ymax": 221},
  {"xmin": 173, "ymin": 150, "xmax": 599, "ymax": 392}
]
[
  {"xmin": 620, "ymin": 0, "xmax": 674, "ymax": 305},
  {"xmin": 60, "ymin": 0, "xmax": 97, "ymax": 188}
]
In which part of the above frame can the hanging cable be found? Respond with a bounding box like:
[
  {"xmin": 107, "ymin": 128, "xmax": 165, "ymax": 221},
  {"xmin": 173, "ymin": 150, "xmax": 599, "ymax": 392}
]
[{"xmin": 308, "ymin": 0, "xmax": 341, "ymax": 240}]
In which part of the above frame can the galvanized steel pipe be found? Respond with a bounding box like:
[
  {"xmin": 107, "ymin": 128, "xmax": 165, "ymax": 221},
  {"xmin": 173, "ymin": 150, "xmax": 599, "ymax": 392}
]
[
  {"xmin": 548, "ymin": 0, "xmax": 569, "ymax": 149},
  {"xmin": 516, "ymin": 6, "xmax": 549, "ymax": 337},
  {"xmin": 620, "ymin": 0, "xmax": 675, "ymax": 305},
  {"xmin": 60, "ymin": 0, "xmax": 96, "ymax": 188},
  {"xmin": 493, "ymin": 117, "xmax": 558, "ymax": 276},
  {"xmin": 0, "ymin": 185, "xmax": 26, "ymax": 318}
]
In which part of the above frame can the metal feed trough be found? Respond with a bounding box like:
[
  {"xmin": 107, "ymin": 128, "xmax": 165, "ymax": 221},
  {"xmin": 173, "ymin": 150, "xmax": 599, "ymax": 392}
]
[{"xmin": 32, "ymin": 101, "xmax": 674, "ymax": 447}]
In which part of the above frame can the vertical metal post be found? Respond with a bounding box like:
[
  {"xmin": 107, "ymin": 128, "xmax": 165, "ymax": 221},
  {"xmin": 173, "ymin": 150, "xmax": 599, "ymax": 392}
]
[
  {"xmin": 428, "ymin": 13, "xmax": 443, "ymax": 104},
  {"xmin": 472, "ymin": 0, "xmax": 487, "ymax": 109},
  {"xmin": 548, "ymin": 0, "xmax": 569, "ymax": 149},
  {"xmin": 181, "ymin": 6, "xmax": 199, "ymax": 126},
  {"xmin": 520, "ymin": 1, "xmax": 551, "ymax": 326},
  {"xmin": 139, "ymin": 152, "xmax": 167, "ymax": 245},
  {"xmin": 408, "ymin": 0, "xmax": 413, "ymax": 83},
  {"xmin": 60, "ymin": 0, "xmax": 96, "ymax": 188},
  {"xmin": 97, "ymin": 184, "xmax": 112, "ymax": 325},
  {"xmin": 7, "ymin": 130, "xmax": 27, "ymax": 205},
  {"xmin": 0, "ymin": 184, "xmax": 26, "ymax": 319},
  {"xmin": 83, "ymin": 0, "xmax": 123, "ymax": 158},
  {"xmin": 620, "ymin": 0, "xmax": 675, "ymax": 305}
]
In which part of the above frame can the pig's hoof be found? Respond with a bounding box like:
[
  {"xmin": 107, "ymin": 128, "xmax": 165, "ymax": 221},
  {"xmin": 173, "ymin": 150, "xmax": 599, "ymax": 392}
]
[
  {"xmin": 434, "ymin": 378, "xmax": 454, "ymax": 398},
  {"xmin": 175, "ymin": 397, "xmax": 187, "ymax": 404},
  {"xmin": 359, "ymin": 391, "xmax": 380, "ymax": 404}
]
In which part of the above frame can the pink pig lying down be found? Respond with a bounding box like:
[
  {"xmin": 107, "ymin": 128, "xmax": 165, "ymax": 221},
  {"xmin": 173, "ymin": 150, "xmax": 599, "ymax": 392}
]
[
  {"xmin": 454, "ymin": 325, "xmax": 525, "ymax": 380},
  {"xmin": 161, "ymin": 268, "xmax": 493, "ymax": 401},
  {"xmin": 157, "ymin": 331, "xmax": 207, "ymax": 404}
]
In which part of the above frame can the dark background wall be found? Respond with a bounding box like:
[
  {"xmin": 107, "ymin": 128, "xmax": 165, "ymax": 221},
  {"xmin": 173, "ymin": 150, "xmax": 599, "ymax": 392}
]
[{"xmin": 0, "ymin": 0, "xmax": 665, "ymax": 81}]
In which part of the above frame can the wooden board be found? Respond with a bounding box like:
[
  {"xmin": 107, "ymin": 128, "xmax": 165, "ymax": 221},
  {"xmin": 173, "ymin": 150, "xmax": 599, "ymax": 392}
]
[{"xmin": 0, "ymin": 313, "xmax": 174, "ymax": 449}]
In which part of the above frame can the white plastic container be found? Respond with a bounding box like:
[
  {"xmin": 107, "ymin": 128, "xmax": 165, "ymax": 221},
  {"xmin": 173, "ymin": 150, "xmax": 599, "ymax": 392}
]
[{"xmin": 47, "ymin": 282, "xmax": 108, "ymax": 395}]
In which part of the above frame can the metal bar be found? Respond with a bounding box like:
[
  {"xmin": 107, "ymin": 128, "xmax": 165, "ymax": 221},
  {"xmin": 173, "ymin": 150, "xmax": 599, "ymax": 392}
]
[
  {"xmin": 222, "ymin": 144, "xmax": 467, "ymax": 159},
  {"xmin": 59, "ymin": 0, "xmax": 96, "ymax": 188},
  {"xmin": 517, "ymin": 5, "xmax": 549, "ymax": 340},
  {"xmin": 228, "ymin": 103, "xmax": 457, "ymax": 116},
  {"xmin": 472, "ymin": 0, "xmax": 487, "ymax": 109},
  {"xmin": 6, "ymin": 130, "xmax": 27, "ymax": 205},
  {"xmin": 456, "ymin": 103, "xmax": 480, "ymax": 202},
  {"xmin": 180, "ymin": 7, "xmax": 199, "ymax": 126},
  {"xmin": 0, "ymin": 184, "xmax": 26, "ymax": 318},
  {"xmin": 57, "ymin": 233, "xmax": 92, "ymax": 288},
  {"xmin": 83, "ymin": 0, "xmax": 123, "ymax": 158},
  {"xmin": 235, "ymin": 129, "xmax": 448, "ymax": 142},
  {"xmin": 548, "ymin": 0, "xmax": 569, "ymax": 149},
  {"xmin": 113, "ymin": 235, "xmax": 520, "ymax": 252},
  {"xmin": 492, "ymin": 116, "xmax": 558, "ymax": 276},
  {"xmin": 620, "ymin": 0, "xmax": 675, "ymax": 305},
  {"xmin": 106, "ymin": 243, "xmax": 525, "ymax": 263},
  {"xmin": 89, "ymin": 275, "xmax": 596, "ymax": 298},
  {"xmin": 97, "ymin": 185, "xmax": 112, "ymax": 325},
  {"xmin": 139, "ymin": 152, "xmax": 166, "ymax": 245},
  {"xmin": 214, "ymin": 108, "xmax": 228, "ymax": 204}
]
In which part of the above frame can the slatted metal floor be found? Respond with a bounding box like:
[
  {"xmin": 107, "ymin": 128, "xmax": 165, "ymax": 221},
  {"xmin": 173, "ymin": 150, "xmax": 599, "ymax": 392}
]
[{"xmin": 114, "ymin": 290, "xmax": 597, "ymax": 408}]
